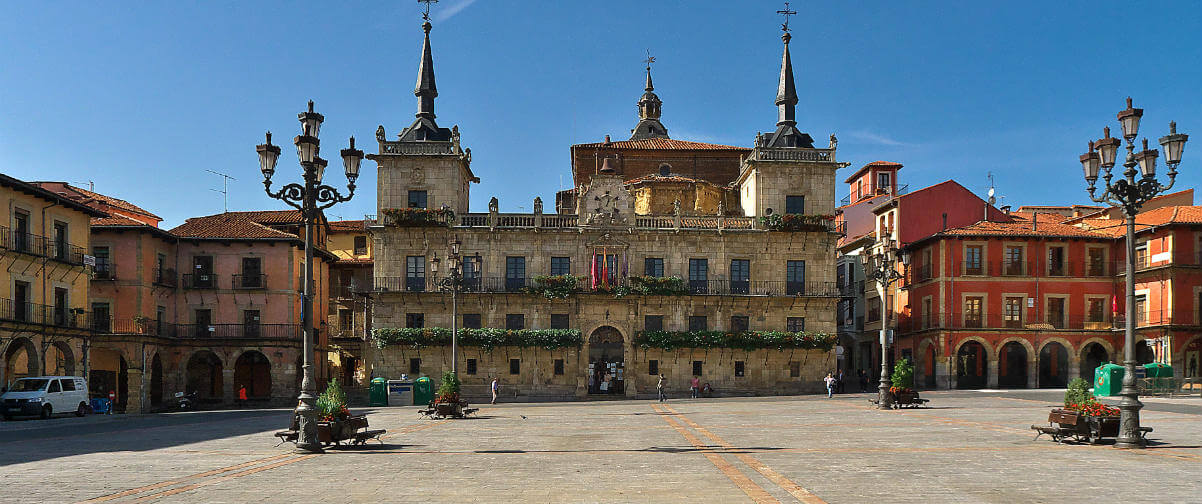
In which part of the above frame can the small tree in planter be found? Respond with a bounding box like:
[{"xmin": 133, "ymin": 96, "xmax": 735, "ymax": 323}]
[
  {"xmin": 889, "ymin": 357, "xmax": 915, "ymax": 395},
  {"xmin": 435, "ymin": 370, "xmax": 461, "ymax": 405},
  {"xmin": 316, "ymin": 378, "xmax": 350, "ymax": 422}
]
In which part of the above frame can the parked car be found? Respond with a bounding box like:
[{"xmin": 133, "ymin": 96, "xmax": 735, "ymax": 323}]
[{"xmin": 2, "ymin": 376, "xmax": 90, "ymax": 420}]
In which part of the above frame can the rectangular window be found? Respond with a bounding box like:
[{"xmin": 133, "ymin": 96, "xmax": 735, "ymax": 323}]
[
  {"xmin": 409, "ymin": 358, "xmax": 421, "ymax": 375},
  {"xmin": 644, "ymin": 257, "xmax": 664, "ymax": 277},
  {"xmin": 466, "ymin": 359, "xmax": 477, "ymax": 375},
  {"xmin": 156, "ymin": 253, "xmax": 167, "ymax": 284},
  {"xmin": 688, "ymin": 258, "xmax": 708, "ymax": 293},
  {"xmin": 506, "ymin": 256, "xmax": 526, "ymax": 291},
  {"xmin": 192, "ymin": 256, "xmax": 214, "ymax": 288},
  {"xmin": 730, "ymin": 259, "xmax": 750, "ymax": 294},
  {"xmin": 53, "ymin": 288, "xmax": 68, "ymax": 326},
  {"xmin": 509, "ymin": 359, "xmax": 520, "ymax": 375},
  {"xmin": 877, "ymin": 172, "xmax": 891, "ymax": 190},
  {"xmin": 338, "ymin": 308, "xmax": 353, "ymax": 334},
  {"xmin": 406, "ymin": 256, "xmax": 426, "ymax": 292},
  {"xmin": 506, "ymin": 314, "xmax": 525, "ymax": 330},
  {"xmin": 156, "ymin": 306, "xmax": 166, "ymax": 334},
  {"xmin": 1088, "ymin": 298, "xmax": 1105, "ymax": 322},
  {"xmin": 1134, "ymin": 243, "xmax": 1148, "ymax": 268},
  {"xmin": 644, "ymin": 315, "xmax": 663, "ymax": 331},
  {"xmin": 462, "ymin": 313, "xmax": 482, "ymax": 329},
  {"xmin": 52, "ymin": 221, "xmax": 68, "ymax": 261},
  {"xmin": 93, "ymin": 246, "xmax": 112, "ymax": 279},
  {"xmin": 12, "ymin": 281, "xmax": 30, "ymax": 322},
  {"xmin": 13, "ymin": 211, "xmax": 29, "ymax": 252},
  {"xmin": 1088, "ymin": 248, "xmax": 1105, "ymax": 276},
  {"xmin": 550, "ymin": 314, "xmax": 569, "ymax": 329},
  {"xmin": 1004, "ymin": 297, "xmax": 1023, "ymax": 328},
  {"xmin": 785, "ymin": 195, "xmax": 805, "ymax": 214},
  {"xmin": 964, "ymin": 297, "xmax": 983, "ymax": 328},
  {"xmin": 1135, "ymin": 295, "xmax": 1147, "ymax": 323},
  {"xmin": 554, "ymin": 359, "xmax": 564, "ymax": 375},
  {"xmin": 240, "ymin": 257, "xmax": 263, "ymax": 288},
  {"xmin": 243, "ymin": 310, "xmax": 261, "ymax": 338},
  {"xmin": 1004, "ymin": 246, "xmax": 1023, "ymax": 275},
  {"xmin": 731, "ymin": 315, "xmax": 749, "ymax": 332},
  {"xmin": 462, "ymin": 255, "xmax": 481, "ymax": 291},
  {"xmin": 91, "ymin": 302, "xmax": 111, "ymax": 332},
  {"xmin": 786, "ymin": 260, "xmax": 805, "ymax": 295},
  {"xmin": 922, "ymin": 298, "xmax": 932, "ymax": 329},
  {"xmin": 734, "ymin": 361, "xmax": 745, "ymax": 377},
  {"xmin": 965, "ymin": 245, "xmax": 983, "ymax": 275},
  {"xmin": 689, "ymin": 316, "xmax": 707, "ymax": 332},
  {"xmin": 787, "ymin": 317, "xmax": 805, "ymax": 332},
  {"xmin": 692, "ymin": 361, "xmax": 703, "ymax": 376},
  {"xmin": 1047, "ymin": 298, "xmax": 1066, "ymax": 329},
  {"xmin": 407, "ymin": 190, "xmax": 428, "ymax": 209},
  {"xmin": 648, "ymin": 360, "xmax": 659, "ymax": 376},
  {"xmin": 1048, "ymin": 246, "xmax": 1066, "ymax": 276},
  {"xmin": 406, "ymin": 313, "xmax": 424, "ymax": 329},
  {"xmin": 789, "ymin": 361, "xmax": 801, "ymax": 378},
  {"xmin": 353, "ymin": 236, "xmax": 368, "ymax": 256},
  {"xmin": 550, "ymin": 256, "xmax": 570, "ymax": 276},
  {"xmin": 193, "ymin": 308, "xmax": 211, "ymax": 337}
]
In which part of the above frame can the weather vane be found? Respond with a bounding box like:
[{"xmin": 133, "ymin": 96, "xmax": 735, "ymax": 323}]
[
  {"xmin": 419, "ymin": 0, "xmax": 438, "ymax": 21},
  {"xmin": 643, "ymin": 49, "xmax": 655, "ymax": 70},
  {"xmin": 777, "ymin": 1, "xmax": 797, "ymax": 33}
]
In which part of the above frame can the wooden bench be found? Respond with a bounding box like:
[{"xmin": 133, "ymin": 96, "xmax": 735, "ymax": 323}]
[{"xmin": 273, "ymin": 414, "xmax": 386, "ymax": 447}]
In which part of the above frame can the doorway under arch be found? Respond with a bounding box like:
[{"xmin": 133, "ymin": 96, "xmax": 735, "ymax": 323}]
[
  {"xmin": 1080, "ymin": 343, "xmax": 1110, "ymax": 380},
  {"xmin": 998, "ymin": 342, "xmax": 1028, "ymax": 389},
  {"xmin": 3, "ymin": 337, "xmax": 39, "ymax": 386},
  {"xmin": 956, "ymin": 341, "xmax": 987, "ymax": 389},
  {"xmin": 588, "ymin": 326, "xmax": 624, "ymax": 395},
  {"xmin": 150, "ymin": 353, "xmax": 164, "ymax": 407},
  {"xmin": 89, "ymin": 348, "xmax": 128, "ymax": 411},
  {"xmin": 45, "ymin": 341, "xmax": 75, "ymax": 376},
  {"xmin": 1038, "ymin": 342, "xmax": 1069, "ymax": 388},
  {"xmin": 186, "ymin": 351, "xmax": 224, "ymax": 400},
  {"xmin": 1135, "ymin": 340, "xmax": 1155, "ymax": 365},
  {"xmin": 234, "ymin": 350, "xmax": 272, "ymax": 399},
  {"xmin": 922, "ymin": 344, "xmax": 936, "ymax": 389}
]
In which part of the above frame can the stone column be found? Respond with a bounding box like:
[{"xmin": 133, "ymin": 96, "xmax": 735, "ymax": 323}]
[
  {"xmin": 126, "ymin": 368, "xmax": 145, "ymax": 414},
  {"xmin": 222, "ymin": 368, "xmax": 235, "ymax": 404}
]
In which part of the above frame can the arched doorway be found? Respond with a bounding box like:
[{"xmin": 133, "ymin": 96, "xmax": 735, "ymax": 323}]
[
  {"xmin": 45, "ymin": 341, "xmax": 75, "ymax": 376},
  {"xmin": 588, "ymin": 326, "xmax": 624, "ymax": 395},
  {"xmin": 1080, "ymin": 343, "xmax": 1109, "ymax": 380},
  {"xmin": 956, "ymin": 341, "xmax": 987, "ymax": 389},
  {"xmin": 234, "ymin": 351, "xmax": 272, "ymax": 399},
  {"xmin": 150, "ymin": 353, "xmax": 164, "ymax": 407},
  {"xmin": 1135, "ymin": 340, "xmax": 1155, "ymax": 365},
  {"xmin": 186, "ymin": 351, "xmax": 224, "ymax": 401},
  {"xmin": 89, "ymin": 348, "xmax": 128, "ymax": 411},
  {"xmin": 998, "ymin": 342, "xmax": 1028, "ymax": 388},
  {"xmin": 1038, "ymin": 342, "xmax": 1069, "ymax": 388},
  {"xmin": 3, "ymin": 337, "xmax": 39, "ymax": 386},
  {"xmin": 922, "ymin": 343, "xmax": 936, "ymax": 389}
]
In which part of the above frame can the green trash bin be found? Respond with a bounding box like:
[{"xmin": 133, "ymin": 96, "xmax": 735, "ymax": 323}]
[
  {"xmin": 1094, "ymin": 363, "xmax": 1124, "ymax": 397},
  {"xmin": 413, "ymin": 376, "xmax": 433, "ymax": 405},
  {"xmin": 368, "ymin": 377, "xmax": 388, "ymax": 407}
]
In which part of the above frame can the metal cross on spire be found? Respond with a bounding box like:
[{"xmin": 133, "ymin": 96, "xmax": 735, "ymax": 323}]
[
  {"xmin": 777, "ymin": 1, "xmax": 797, "ymax": 33},
  {"xmin": 419, "ymin": 0, "xmax": 438, "ymax": 21},
  {"xmin": 643, "ymin": 49, "xmax": 655, "ymax": 70}
]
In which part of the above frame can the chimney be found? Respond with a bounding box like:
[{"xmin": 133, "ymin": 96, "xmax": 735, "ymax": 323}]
[
  {"xmin": 1032, "ymin": 212, "xmax": 1038, "ymax": 231},
  {"xmin": 1001, "ymin": 205, "xmax": 1011, "ymax": 215},
  {"xmin": 604, "ymin": 134, "xmax": 612, "ymax": 145}
]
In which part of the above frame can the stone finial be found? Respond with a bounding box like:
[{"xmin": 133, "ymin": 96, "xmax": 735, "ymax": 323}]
[
  {"xmin": 533, "ymin": 196, "xmax": 543, "ymax": 214},
  {"xmin": 376, "ymin": 125, "xmax": 386, "ymax": 142},
  {"xmin": 488, "ymin": 197, "xmax": 499, "ymax": 214}
]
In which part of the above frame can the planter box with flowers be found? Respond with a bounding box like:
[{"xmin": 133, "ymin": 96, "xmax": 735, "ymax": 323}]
[
  {"xmin": 523, "ymin": 275, "xmax": 585, "ymax": 300},
  {"xmin": 421, "ymin": 371, "xmax": 477, "ymax": 419},
  {"xmin": 758, "ymin": 213, "xmax": 836, "ymax": 232},
  {"xmin": 1032, "ymin": 378, "xmax": 1121, "ymax": 444},
  {"xmin": 380, "ymin": 207, "xmax": 454, "ymax": 227}
]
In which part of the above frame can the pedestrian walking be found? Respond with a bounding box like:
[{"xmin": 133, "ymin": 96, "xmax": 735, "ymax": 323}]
[
  {"xmin": 657, "ymin": 374, "xmax": 667, "ymax": 402},
  {"xmin": 237, "ymin": 385, "xmax": 248, "ymax": 408},
  {"xmin": 836, "ymin": 370, "xmax": 845, "ymax": 394},
  {"xmin": 490, "ymin": 377, "xmax": 500, "ymax": 405},
  {"xmin": 858, "ymin": 370, "xmax": 868, "ymax": 393},
  {"xmin": 823, "ymin": 373, "xmax": 836, "ymax": 398},
  {"xmin": 689, "ymin": 375, "xmax": 700, "ymax": 399}
]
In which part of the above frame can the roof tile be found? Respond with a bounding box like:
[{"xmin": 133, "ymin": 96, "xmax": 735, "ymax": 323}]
[{"xmin": 573, "ymin": 138, "xmax": 749, "ymax": 151}]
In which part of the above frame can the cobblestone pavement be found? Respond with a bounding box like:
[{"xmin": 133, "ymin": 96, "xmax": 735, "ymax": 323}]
[{"xmin": 0, "ymin": 390, "xmax": 1198, "ymax": 503}]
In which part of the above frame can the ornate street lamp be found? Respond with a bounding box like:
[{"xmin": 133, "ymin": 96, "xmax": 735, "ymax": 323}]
[
  {"xmin": 865, "ymin": 238, "xmax": 909, "ymax": 409},
  {"xmin": 257, "ymin": 100, "xmax": 362, "ymax": 454},
  {"xmin": 431, "ymin": 235, "xmax": 466, "ymax": 376},
  {"xmin": 1079, "ymin": 97, "xmax": 1187, "ymax": 449}
]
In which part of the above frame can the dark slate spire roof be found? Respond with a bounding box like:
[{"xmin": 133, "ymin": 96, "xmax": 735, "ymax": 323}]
[
  {"xmin": 759, "ymin": 32, "xmax": 813, "ymax": 148},
  {"xmin": 398, "ymin": 20, "xmax": 452, "ymax": 142},
  {"xmin": 630, "ymin": 65, "xmax": 670, "ymax": 140}
]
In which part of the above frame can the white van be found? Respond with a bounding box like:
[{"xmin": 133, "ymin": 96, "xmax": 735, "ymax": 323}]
[{"xmin": 2, "ymin": 376, "xmax": 90, "ymax": 420}]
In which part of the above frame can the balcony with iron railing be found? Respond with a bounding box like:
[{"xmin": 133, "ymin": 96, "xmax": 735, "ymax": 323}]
[
  {"xmin": 153, "ymin": 267, "xmax": 177, "ymax": 288},
  {"xmin": 0, "ymin": 298, "xmax": 91, "ymax": 329},
  {"xmin": 182, "ymin": 273, "xmax": 218, "ymax": 289},
  {"xmin": 370, "ymin": 276, "xmax": 842, "ymax": 297},
  {"xmin": 839, "ymin": 183, "xmax": 910, "ymax": 207},
  {"xmin": 1112, "ymin": 251, "xmax": 1202, "ymax": 275},
  {"xmin": 364, "ymin": 212, "xmax": 843, "ymax": 233},
  {"xmin": 93, "ymin": 258, "xmax": 116, "ymax": 280},
  {"xmin": 233, "ymin": 274, "xmax": 267, "ymax": 289},
  {"xmin": 0, "ymin": 226, "xmax": 87, "ymax": 266},
  {"xmin": 897, "ymin": 312, "xmax": 1118, "ymax": 333}
]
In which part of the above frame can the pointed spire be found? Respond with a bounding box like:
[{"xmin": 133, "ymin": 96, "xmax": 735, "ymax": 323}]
[
  {"xmin": 645, "ymin": 65, "xmax": 654, "ymax": 92},
  {"xmin": 630, "ymin": 54, "xmax": 669, "ymax": 140},
  {"xmin": 775, "ymin": 32, "xmax": 797, "ymax": 127},
  {"xmin": 415, "ymin": 21, "xmax": 438, "ymax": 119}
]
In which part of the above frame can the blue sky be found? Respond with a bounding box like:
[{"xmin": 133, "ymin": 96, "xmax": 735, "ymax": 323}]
[{"xmin": 1, "ymin": 1, "xmax": 1199, "ymax": 227}]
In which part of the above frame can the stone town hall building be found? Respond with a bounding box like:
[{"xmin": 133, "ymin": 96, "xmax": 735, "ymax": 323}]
[{"xmin": 366, "ymin": 19, "xmax": 845, "ymax": 399}]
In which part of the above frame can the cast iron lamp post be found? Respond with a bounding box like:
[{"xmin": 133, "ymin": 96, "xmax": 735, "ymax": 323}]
[
  {"xmin": 865, "ymin": 238, "xmax": 909, "ymax": 409},
  {"xmin": 1079, "ymin": 97, "xmax": 1187, "ymax": 449},
  {"xmin": 256, "ymin": 100, "xmax": 363, "ymax": 454},
  {"xmin": 430, "ymin": 236, "xmax": 464, "ymax": 377}
]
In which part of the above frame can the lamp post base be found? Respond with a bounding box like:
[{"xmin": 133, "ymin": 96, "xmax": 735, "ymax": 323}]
[{"xmin": 294, "ymin": 442, "xmax": 325, "ymax": 454}]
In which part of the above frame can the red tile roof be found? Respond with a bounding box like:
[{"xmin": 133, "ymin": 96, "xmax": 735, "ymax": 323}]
[
  {"xmin": 844, "ymin": 160, "xmax": 903, "ymax": 183},
  {"xmin": 938, "ymin": 219, "xmax": 1109, "ymax": 239},
  {"xmin": 623, "ymin": 174, "xmax": 723, "ymax": 187},
  {"xmin": 31, "ymin": 182, "xmax": 160, "ymax": 220},
  {"xmin": 572, "ymin": 138, "xmax": 749, "ymax": 151},
  {"xmin": 170, "ymin": 213, "xmax": 299, "ymax": 240},
  {"xmin": 328, "ymin": 220, "xmax": 365, "ymax": 232},
  {"xmin": 92, "ymin": 214, "xmax": 150, "ymax": 227},
  {"xmin": 225, "ymin": 210, "xmax": 304, "ymax": 225}
]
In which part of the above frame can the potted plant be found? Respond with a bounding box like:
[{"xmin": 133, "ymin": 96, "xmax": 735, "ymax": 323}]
[
  {"xmin": 888, "ymin": 357, "xmax": 920, "ymax": 406},
  {"xmin": 432, "ymin": 370, "xmax": 464, "ymax": 417},
  {"xmin": 132, "ymin": 315, "xmax": 151, "ymax": 334},
  {"xmin": 1060, "ymin": 378, "xmax": 1120, "ymax": 438},
  {"xmin": 316, "ymin": 378, "xmax": 354, "ymax": 441}
]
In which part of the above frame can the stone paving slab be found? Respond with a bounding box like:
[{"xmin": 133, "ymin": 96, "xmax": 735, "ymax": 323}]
[{"xmin": 0, "ymin": 392, "xmax": 1198, "ymax": 503}]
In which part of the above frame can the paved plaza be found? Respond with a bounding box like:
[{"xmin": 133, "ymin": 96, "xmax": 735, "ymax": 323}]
[{"xmin": 0, "ymin": 390, "xmax": 1199, "ymax": 503}]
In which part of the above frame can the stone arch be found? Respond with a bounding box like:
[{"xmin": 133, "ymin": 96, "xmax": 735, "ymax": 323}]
[
  {"xmin": 3, "ymin": 337, "xmax": 40, "ymax": 386},
  {"xmin": 997, "ymin": 340, "xmax": 1030, "ymax": 389},
  {"xmin": 186, "ymin": 350, "xmax": 225, "ymax": 400},
  {"xmin": 1037, "ymin": 340, "xmax": 1071, "ymax": 388},
  {"xmin": 149, "ymin": 352, "xmax": 164, "ymax": 407},
  {"xmin": 916, "ymin": 338, "xmax": 939, "ymax": 389},
  {"xmin": 1078, "ymin": 336, "xmax": 1116, "ymax": 360},
  {"xmin": 587, "ymin": 325, "xmax": 625, "ymax": 395},
  {"xmin": 234, "ymin": 350, "xmax": 272, "ymax": 399},
  {"xmin": 89, "ymin": 347, "xmax": 129, "ymax": 411},
  {"xmin": 953, "ymin": 337, "xmax": 991, "ymax": 389},
  {"xmin": 1134, "ymin": 339, "xmax": 1155, "ymax": 365},
  {"xmin": 44, "ymin": 341, "xmax": 76, "ymax": 376}
]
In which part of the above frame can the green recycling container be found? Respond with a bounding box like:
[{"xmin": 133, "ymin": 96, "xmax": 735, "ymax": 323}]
[
  {"xmin": 1143, "ymin": 363, "xmax": 1174, "ymax": 394},
  {"xmin": 1094, "ymin": 363, "xmax": 1124, "ymax": 397},
  {"xmin": 413, "ymin": 376, "xmax": 433, "ymax": 405},
  {"xmin": 368, "ymin": 377, "xmax": 388, "ymax": 406},
  {"xmin": 1143, "ymin": 363, "xmax": 1173, "ymax": 378}
]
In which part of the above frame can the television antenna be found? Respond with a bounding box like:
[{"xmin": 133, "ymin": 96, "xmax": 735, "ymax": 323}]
[
  {"xmin": 207, "ymin": 169, "xmax": 237, "ymax": 213},
  {"xmin": 986, "ymin": 172, "xmax": 997, "ymax": 205}
]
